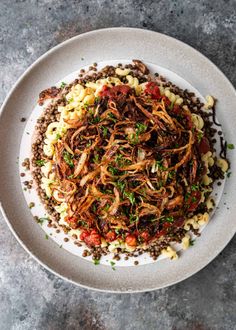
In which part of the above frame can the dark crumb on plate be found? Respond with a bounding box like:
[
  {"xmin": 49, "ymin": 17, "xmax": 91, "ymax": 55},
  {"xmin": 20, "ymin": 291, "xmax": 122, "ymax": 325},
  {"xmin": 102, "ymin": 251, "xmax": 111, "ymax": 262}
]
[
  {"xmin": 20, "ymin": 117, "xmax": 26, "ymax": 122},
  {"xmin": 134, "ymin": 261, "xmax": 139, "ymax": 265},
  {"xmin": 29, "ymin": 202, "xmax": 35, "ymax": 209},
  {"xmin": 22, "ymin": 158, "xmax": 30, "ymax": 170},
  {"xmin": 113, "ymin": 254, "xmax": 121, "ymax": 261},
  {"xmin": 82, "ymin": 250, "xmax": 88, "ymax": 257}
]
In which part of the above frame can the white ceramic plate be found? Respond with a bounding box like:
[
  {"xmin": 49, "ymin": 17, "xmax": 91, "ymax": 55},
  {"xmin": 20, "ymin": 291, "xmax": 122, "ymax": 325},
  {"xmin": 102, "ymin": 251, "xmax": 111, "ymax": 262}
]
[{"xmin": 0, "ymin": 28, "xmax": 235, "ymax": 292}]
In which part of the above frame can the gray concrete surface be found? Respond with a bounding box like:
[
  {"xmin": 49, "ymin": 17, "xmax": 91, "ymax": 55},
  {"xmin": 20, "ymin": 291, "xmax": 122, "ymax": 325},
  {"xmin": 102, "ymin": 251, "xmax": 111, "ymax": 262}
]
[{"xmin": 0, "ymin": 0, "xmax": 235, "ymax": 329}]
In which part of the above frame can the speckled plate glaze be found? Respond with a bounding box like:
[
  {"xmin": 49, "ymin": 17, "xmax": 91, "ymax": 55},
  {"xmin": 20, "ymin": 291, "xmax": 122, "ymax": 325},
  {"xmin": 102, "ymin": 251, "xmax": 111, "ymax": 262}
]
[{"xmin": 0, "ymin": 28, "xmax": 235, "ymax": 292}]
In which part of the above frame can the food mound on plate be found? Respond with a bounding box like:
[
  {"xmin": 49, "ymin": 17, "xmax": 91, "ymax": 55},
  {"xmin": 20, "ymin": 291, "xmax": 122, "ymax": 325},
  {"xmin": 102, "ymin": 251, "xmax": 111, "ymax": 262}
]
[{"xmin": 31, "ymin": 60, "xmax": 229, "ymax": 262}]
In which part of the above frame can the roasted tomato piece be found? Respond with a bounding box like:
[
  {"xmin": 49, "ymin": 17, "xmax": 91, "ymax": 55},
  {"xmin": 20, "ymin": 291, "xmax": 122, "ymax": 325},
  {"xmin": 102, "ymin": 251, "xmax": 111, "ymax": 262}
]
[
  {"xmin": 198, "ymin": 136, "xmax": 211, "ymax": 154},
  {"xmin": 186, "ymin": 191, "xmax": 202, "ymax": 212},
  {"xmin": 174, "ymin": 217, "xmax": 185, "ymax": 227},
  {"xmin": 65, "ymin": 216, "xmax": 78, "ymax": 229},
  {"xmin": 185, "ymin": 113, "xmax": 193, "ymax": 130},
  {"xmin": 112, "ymin": 85, "xmax": 131, "ymax": 95},
  {"xmin": 140, "ymin": 231, "xmax": 150, "ymax": 241},
  {"xmin": 80, "ymin": 230, "xmax": 90, "ymax": 241},
  {"xmin": 171, "ymin": 104, "xmax": 181, "ymax": 115},
  {"xmin": 99, "ymin": 85, "xmax": 131, "ymax": 99},
  {"xmin": 163, "ymin": 222, "xmax": 172, "ymax": 229},
  {"xmin": 144, "ymin": 82, "xmax": 161, "ymax": 99},
  {"xmin": 125, "ymin": 235, "xmax": 137, "ymax": 246},
  {"xmin": 105, "ymin": 231, "xmax": 117, "ymax": 242},
  {"xmin": 156, "ymin": 229, "xmax": 167, "ymax": 239},
  {"xmin": 85, "ymin": 230, "xmax": 101, "ymax": 246},
  {"xmin": 162, "ymin": 95, "xmax": 171, "ymax": 106},
  {"xmin": 80, "ymin": 230, "xmax": 101, "ymax": 247}
]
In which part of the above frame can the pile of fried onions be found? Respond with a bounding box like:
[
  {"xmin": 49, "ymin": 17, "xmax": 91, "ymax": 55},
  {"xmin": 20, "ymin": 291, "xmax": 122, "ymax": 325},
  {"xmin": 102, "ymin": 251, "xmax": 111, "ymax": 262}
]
[{"xmin": 47, "ymin": 77, "xmax": 207, "ymax": 242}]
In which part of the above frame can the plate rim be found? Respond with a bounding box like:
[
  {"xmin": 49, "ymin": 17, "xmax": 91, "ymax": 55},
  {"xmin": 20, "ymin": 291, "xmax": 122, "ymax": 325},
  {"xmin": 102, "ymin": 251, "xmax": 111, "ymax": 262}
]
[{"xmin": 0, "ymin": 27, "xmax": 235, "ymax": 293}]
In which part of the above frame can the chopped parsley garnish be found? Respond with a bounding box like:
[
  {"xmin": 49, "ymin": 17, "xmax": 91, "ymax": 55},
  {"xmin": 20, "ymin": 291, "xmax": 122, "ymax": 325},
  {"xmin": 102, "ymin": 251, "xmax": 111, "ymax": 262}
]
[
  {"xmin": 115, "ymin": 154, "xmax": 131, "ymax": 167},
  {"xmin": 35, "ymin": 159, "xmax": 46, "ymax": 166},
  {"xmin": 185, "ymin": 192, "xmax": 190, "ymax": 201},
  {"xmin": 115, "ymin": 154, "xmax": 123, "ymax": 164},
  {"xmin": 135, "ymin": 122, "xmax": 147, "ymax": 135},
  {"xmin": 93, "ymin": 154, "xmax": 100, "ymax": 164},
  {"xmin": 191, "ymin": 184, "xmax": 199, "ymax": 191},
  {"xmin": 38, "ymin": 217, "xmax": 49, "ymax": 225},
  {"xmin": 93, "ymin": 259, "xmax": 100, "ymax": 265},
  {"xmin": 197, "ymin": 132, "xmax": 203, "ymax": 142},
  {"xmin": 227, "ymin": 143, "xmax": 235, "ymax": 150},
  {"xmin": 164, "ymin": 216, "xmax": 174, "ymax": 223},
  {"xmin": 129, "ymin": 214, "xmax": 139, "ymax": 223},
  {"xmin": 60, "ymin": 82, "xmax": 66, "ymax": 88},
  {"xmin": 227, "ymin": 172, "xmax": 231, "ymax": 178},
  {"xmin": 88, "ymin": 108, "xmax": 94, "ymax": 116},
  {"xmin": 45, "ymin": 234, "xmax": 49, "ymax": 240},
  {"xmin": 67, "ymin": 174, "xmax": 74, "ymax": 179},
  {"xmin": 116, "ymin": 180, "xmax": 126, "ymax": 193},
  {"xmin": 63, "ymin": 151, "xmax": 74, "ymax": 168},
  {"xmin": 156, "ymin": 160, "xmax": 166, "ymax": 171},
  {"xmin": 170, "ymin": 100, "xmax": 175, "ymax": 110},
  {"xmin": 102, "ymin": 126, "xmax": 108, "ymax": 138},
  {"xmin": 158, "ymin": 180, "xmax": 163, "ymax": 188},
  {"xmin": 91, "ymin": 115, "xmax": 101, "ymax": 124},
  {"xmin": 104, "ymin": 204, "xmax": 110, "ymax": 212},
  {"xmin": 190, "ymin": 239, "xmax": 195, "ymax": 246},
  {"xmin": 123, "ymin": 191, "xmax": 135, "ymax": 205},
  {"xmin": 56, "ymin": 133, "xmax": 61, "ymax": 140},
  {"xmin": 95, "ymin": 96, "xmax": 101, "ymax": 103},
  {"xmin": 78, "ymin": 220, "xmax": 88, "ymax": 228},
  {"xmin": 192, "ymin": 197, "xmax": 197, "ymax": 202},
  {"xmin": 86, "ymin": 141, "xmax": 92, "ymax": 147},
  {"xmin": 168, "ymin": 171, "xmax": 175, "ymax": 179},
  {"xmin": 129, "ymin": 123, "xmax": 147, "ymax": 145},
  {"xmin": 110, "ymin": 261, "xmax": 116, "ymax": 270},
  {"xmin": 108, "ymin": 113, "xmax": 117, "ymax": 123},
  {"xmin": 150, "ymin": 218, "xmax": 158, "ymax": 222},
  {"xmin": 129, "ymin": 133, "xmax": 139, "ymax": 145},
  {"xmin": 108, "ymin": 166, "xmax": 119, "ymax": 176}
]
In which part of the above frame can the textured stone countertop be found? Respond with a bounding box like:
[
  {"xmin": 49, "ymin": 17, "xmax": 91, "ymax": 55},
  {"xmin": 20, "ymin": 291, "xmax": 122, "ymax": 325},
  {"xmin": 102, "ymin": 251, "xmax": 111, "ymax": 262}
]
[{"xmin": 0, "ymin": 1, "xmax": 235, "ymax": 329}]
